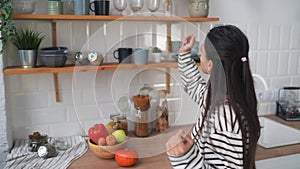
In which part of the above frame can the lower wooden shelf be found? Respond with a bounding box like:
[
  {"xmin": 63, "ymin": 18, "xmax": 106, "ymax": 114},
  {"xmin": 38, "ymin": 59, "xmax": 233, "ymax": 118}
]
[
  {"xmin": 3, "ymin": 62, "xmax": 200, "ymax": 102},
  {"xmin": 3, "ymin": 62, "xmax": 185, "ymax": 75}
]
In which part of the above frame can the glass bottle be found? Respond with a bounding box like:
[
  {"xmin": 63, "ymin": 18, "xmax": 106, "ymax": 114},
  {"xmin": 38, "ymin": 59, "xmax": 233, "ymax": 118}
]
[{"xmin": 164, "ymin": 0, "xmax": 173, "ymax": 17}]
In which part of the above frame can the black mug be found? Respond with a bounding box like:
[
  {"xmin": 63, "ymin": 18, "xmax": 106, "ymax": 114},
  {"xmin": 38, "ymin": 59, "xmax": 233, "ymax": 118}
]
[
  {"xmin": 113, "ymin": 48, "xmax": 133, "ymax": 64},
  {"xmin": 89, "ymin": 0, "xmax": 110, "ymax": 15}
]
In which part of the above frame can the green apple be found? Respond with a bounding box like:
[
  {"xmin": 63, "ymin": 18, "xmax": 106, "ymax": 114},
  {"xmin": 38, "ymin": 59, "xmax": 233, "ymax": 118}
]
[{"xmin": 112, "ymin": 130, "xmax": 126, "ymax": 143}]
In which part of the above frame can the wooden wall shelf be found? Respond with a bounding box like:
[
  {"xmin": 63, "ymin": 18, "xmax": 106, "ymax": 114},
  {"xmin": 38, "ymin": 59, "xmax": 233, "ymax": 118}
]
[
  {"xmin": 3, "ymin": 62, "xmax": 194, "ymax": 75},
  {"xmin": 9, "ymin": 14, "xmax": 213, "ymax": 102},
  {"xmin": 13, "ymin": 14, "xmax": 219, "ymax": 22}
]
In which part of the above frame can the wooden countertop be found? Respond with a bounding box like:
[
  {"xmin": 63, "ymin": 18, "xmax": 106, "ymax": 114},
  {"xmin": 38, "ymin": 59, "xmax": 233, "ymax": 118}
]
[{"xmin": 68, "ymin": 115, "xmax": 300, "ymax": 168}]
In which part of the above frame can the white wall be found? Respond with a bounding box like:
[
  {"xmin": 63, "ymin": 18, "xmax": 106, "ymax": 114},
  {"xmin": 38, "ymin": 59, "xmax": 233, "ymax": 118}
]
[{"xmin": 3, "ymin": 0, "xmax": 300, "ymax": 139}]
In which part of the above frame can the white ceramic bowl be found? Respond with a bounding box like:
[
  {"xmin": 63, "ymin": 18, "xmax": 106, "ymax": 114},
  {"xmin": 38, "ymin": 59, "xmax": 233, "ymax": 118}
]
[{"xmin": 14, "ymin": 0, "xmax": 36, "ymax": 14}]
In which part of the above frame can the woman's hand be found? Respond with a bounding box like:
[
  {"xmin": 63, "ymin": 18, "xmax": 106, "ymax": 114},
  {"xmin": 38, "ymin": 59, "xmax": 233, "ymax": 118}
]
[
  {"xmin": 166, "ymin": 129, "xmax": 194, "ymax": 157},
  {"xmin": 178, "ymin": 35, "xmax": 196, "ymax": 53}
]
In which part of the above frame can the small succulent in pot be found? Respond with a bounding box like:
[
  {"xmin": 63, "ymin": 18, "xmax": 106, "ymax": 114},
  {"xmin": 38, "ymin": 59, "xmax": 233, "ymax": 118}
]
[
  {"xmin": 11, "ymin": 28, "xmax": 45, "ymax": 68},
  {"xmin": 152, "ymin": 47, "xmax": 162, "ymax": 63}
]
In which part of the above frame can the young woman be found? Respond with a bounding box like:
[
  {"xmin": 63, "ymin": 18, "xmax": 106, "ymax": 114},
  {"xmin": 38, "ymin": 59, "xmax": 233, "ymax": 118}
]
[{"xmin": 166, "ymin": 25, "xmax": 260, "ymax": 169}]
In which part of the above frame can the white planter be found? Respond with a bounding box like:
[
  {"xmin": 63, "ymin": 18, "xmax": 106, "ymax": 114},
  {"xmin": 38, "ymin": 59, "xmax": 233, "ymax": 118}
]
[{"xmin": 153, "ymin": 53, "xmax": 161, "ymax": 63}]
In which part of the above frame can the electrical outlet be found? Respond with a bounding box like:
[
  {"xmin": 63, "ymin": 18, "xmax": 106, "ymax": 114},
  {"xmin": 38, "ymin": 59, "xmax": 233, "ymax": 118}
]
[{"xmin": 256, "ymin": 88, "xmax": 279, "ymax": 102}]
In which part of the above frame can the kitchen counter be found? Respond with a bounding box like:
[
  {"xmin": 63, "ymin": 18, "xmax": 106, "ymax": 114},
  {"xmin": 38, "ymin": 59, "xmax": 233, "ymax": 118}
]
[
  {"xmin": 255, "ymin": 115, "xmax": 300, "ymax": 160},
  {"xmin": 68, "ymin": 115, "xmax": 300, "ymax": 168}
]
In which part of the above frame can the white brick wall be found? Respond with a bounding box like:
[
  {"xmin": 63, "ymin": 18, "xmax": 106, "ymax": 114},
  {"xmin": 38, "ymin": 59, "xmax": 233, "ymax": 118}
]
[
  {"xmin": 2, "ymin": 0, "xmax": 300, "ymax": 140},
  {"xmin": 0, "ymin": 39, "xmax": 12, "ymax": 168}
]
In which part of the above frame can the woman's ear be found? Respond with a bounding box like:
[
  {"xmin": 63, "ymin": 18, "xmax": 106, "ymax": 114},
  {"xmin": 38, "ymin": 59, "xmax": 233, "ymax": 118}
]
[{"xmin": 207, "ymin": 60, "xmax": 213, "ymax": 73}]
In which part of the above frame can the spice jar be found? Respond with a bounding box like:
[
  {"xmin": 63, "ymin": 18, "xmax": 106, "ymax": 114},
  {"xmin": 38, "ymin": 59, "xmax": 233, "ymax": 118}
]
[
  {"xmin": 37, "ymin": 144, "xmax": 57, "ymax": 159},
  {"xmin": 112, "ymin": 116, "xmax": 128, "ymax": 135}
]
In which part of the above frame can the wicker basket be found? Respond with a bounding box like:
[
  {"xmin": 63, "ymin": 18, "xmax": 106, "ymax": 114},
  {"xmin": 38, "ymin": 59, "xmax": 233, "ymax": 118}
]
[{"xmin": 88, "ymin": 139, "xmax": 127, "ymax": 159}]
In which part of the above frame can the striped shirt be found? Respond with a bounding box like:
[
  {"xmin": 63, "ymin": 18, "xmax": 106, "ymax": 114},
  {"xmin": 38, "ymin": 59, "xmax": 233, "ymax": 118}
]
[{"xmin": 168, "ymin": 52, "xmax": 248, "ymax": 169}]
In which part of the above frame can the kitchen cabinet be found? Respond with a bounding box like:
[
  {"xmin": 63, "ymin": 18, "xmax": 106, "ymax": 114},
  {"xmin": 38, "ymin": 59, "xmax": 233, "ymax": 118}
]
[{"xmin": 5, "ymin": 14, "xmax": 219, "ymax": 101}]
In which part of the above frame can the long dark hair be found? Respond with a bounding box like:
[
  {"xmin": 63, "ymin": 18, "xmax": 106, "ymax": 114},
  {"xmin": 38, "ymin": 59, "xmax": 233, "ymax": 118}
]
[{"xmin": 201, "ymin": 25, "xmax": 260, "ymax": 169}]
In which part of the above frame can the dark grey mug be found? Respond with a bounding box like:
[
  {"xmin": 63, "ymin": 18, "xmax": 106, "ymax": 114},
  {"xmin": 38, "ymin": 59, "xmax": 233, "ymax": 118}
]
[
  {"xmin": 89, "ymin": 0, "xmax": 110, "ymax": 15},
  {"xmin": 113, "ymin": 48, "xmax": 133, "ymax": 64}
]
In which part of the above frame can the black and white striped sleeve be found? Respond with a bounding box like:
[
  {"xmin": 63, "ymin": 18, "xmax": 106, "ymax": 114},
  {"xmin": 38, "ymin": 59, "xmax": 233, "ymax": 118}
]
[
  {"xmin": 178, "ymin": 52, "xmax": 207, "ymax": 105},
  {"xmin": 168, "ymin": 144, "xmax": 204, "ymax": 169}
]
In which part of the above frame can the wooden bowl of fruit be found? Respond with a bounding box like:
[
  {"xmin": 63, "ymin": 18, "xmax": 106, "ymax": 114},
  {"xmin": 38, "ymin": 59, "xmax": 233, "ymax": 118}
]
[{"xmin": 88, "ymin": 137, "xmax": 127, "ymax": 159}]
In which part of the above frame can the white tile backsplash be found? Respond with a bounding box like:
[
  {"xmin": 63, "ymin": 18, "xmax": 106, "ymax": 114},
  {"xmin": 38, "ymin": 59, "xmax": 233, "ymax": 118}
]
[
  {"xmin": 288, "ymin": 51, "xmax": 299, "ymax": 75},
  {"xmin": 270, "ymin": 76, "xmax": 291, "ymax": 88},
  {"xmin": 269, "ymin": 24, "xmax": 281, "ymax": 50},
  {"xmin": 291, "ymin": 24, "xmax": 300, "ymax": 49},
  {"xmin": 5, "ymin": 19, "xmax": 300, "ymax": 139},
  {"xmin": 57, "ymin": 21, "xmax": 72, "ymax": 48},
  {"xmin": 291, "ymin": 76, "xmax": 300, "ymax": 86},
  {"xmin": 258, "ymin": 24, "xmax": 270, "ymax": 50},
  {"xmin": 280, "ymin": 25, "xmax": 292, "ymax": 50},
  {"xmin": 248, "ymin": 24, "xmax": 259, "ymax": 50},
  {"xmin": 50, "ymin": 122, "xmax": 85, "ymax": 137},
  {"xmin": 267, "ymin": 51, "xmax": 279, "ymax": 76},
  {"xmin": 278, "ymin": 51, "xmax": 289, "ymax": 76},
  {"xmin": 30, "ymin": 107, "xmax": 66, "ymax": 125},
  {"xmin": 256, "ymin": 51, "xmax": 268, "ymax": 76}
]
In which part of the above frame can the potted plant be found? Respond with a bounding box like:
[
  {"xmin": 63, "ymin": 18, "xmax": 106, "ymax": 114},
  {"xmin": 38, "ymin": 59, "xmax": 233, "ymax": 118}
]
[
  {"xmin": 0, "ymin": 0, "xmax": 16, "ymax": 53},
  {"xmin": 152, "ymin": 47, "xmax": 162, "ymax": 63},
  {"xmin": 11, "ymin": 28, "xmax": 45, "ymax": 68}
]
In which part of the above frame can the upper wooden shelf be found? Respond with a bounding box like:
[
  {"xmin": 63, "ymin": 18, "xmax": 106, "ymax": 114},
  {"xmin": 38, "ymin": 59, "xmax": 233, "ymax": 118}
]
[{"xmin": 13, "ymin": 14, "xmax": 219, "ymax": 22}]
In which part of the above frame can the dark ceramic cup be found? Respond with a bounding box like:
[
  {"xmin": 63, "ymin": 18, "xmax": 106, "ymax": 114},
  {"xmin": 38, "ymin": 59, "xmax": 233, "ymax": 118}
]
[
  {"xmin": 113, "ymin": 48, "xmax": 133, "ymax": 64},
  {"xmin": 89, "ymin": 0, "xmax": 109, "ymax": 15}
]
